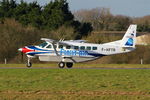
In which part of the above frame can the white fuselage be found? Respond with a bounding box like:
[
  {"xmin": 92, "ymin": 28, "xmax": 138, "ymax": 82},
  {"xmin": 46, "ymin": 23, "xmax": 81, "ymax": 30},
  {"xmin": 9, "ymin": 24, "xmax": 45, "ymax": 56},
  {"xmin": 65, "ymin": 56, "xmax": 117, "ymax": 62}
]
[{"xmin": 31, "ymin": 41, "xmax": 135, "ymax": 63}]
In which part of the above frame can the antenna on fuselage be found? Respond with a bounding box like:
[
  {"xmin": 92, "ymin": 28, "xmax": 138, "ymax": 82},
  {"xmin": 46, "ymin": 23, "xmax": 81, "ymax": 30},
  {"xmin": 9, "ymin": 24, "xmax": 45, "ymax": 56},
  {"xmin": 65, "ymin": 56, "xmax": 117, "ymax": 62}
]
[{"xmin": 59, "ymin": 38, "xmax": 64, "ymax": 42}]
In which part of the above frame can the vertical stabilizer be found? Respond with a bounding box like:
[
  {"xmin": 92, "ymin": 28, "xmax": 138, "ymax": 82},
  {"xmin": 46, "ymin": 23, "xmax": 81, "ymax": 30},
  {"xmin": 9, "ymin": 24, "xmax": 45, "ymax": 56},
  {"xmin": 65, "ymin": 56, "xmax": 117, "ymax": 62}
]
[{"xmin": 121, "ymin": 25, "xmax": 137, "ymax": 47}]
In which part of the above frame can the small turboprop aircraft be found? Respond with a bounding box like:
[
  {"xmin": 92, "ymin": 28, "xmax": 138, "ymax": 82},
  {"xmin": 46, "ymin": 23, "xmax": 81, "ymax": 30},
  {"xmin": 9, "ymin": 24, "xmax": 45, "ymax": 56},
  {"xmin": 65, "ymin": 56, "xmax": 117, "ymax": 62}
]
[{"xmin": 18, "ymin": 25, "xmax": 137, "ymax": 68}]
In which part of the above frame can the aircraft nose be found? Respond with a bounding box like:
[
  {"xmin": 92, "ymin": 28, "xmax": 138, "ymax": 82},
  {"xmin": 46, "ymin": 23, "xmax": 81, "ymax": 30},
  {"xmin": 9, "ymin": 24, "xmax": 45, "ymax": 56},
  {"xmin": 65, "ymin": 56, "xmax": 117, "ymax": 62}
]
[
  {"xmin": 18, "ymin": 48, "xmax": 23, "ymax": 52},
  {"xmin": 18, "ymin": 47, "xmax": 35, "ymax": 53}
]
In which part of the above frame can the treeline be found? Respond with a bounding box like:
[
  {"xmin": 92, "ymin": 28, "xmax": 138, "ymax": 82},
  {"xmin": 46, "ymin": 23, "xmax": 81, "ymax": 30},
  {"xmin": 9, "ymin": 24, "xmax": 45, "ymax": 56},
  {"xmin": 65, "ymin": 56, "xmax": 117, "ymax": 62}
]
[
  {"xmin": 74, "ymin": 8, "xmax": 150, "ymax": 32},
  {"xmin": 0, "ymin": 0, "xmax": 92, "ymax": 39}
]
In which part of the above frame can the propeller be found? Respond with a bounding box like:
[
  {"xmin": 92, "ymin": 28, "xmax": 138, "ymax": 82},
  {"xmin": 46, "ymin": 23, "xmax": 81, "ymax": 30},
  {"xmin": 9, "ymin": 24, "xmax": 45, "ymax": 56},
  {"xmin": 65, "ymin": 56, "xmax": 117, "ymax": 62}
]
[
  {"xmin": 18, "ymin": 48, "xmax": 24, "ymax": 63},
  {"xmin": 21, "ymin": 52, "xmax": 24, "ymax": 62}
]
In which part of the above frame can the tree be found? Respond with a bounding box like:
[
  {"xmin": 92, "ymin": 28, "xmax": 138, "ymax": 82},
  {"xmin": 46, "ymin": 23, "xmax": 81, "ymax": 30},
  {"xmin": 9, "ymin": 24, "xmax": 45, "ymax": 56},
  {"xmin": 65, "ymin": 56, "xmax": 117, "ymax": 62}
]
[
  {"xmin": 0, "ymin": 0, "xmax": 17, "ymax": 18},
  {"xmin": 113, "ymin": 15, "xmax": 132, "ymax": 31},
  {"xmin": 42, "ymin": 0, "xmax": 74, "ymax": 30},
  {"xmin": 27, "ymin": 1, "xmax": 42, "ymax": 28},
  {"xmin": 14, "ymin": 0, "xmax": 29, "ymax": 24},
  {"xmin": 74, "ymin": 8, "xmax": 114, "ymax": 31},
  {"xmin": 134, "ymin": 16, "xmax": 150, "ymax": 32}
]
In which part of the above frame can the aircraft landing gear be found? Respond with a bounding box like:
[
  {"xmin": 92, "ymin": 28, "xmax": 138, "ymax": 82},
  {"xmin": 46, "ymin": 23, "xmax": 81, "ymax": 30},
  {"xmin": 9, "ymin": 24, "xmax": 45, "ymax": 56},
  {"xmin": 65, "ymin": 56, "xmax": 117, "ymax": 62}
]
[
  {"xmin": 66, "ymin": 62, "xmax": 73, "ymax": 68},
  {"xmin": 27, "ymin": 62, "xmax": 32, "ymax": 68},
  {"xmin": 58, "ymin": 62, "xmax": 65, "ymax": 68},
  {"xmin": 58, "ymin": 62, "xmax": 73, "ymax": 68},
  {"xmin": 27, "ymin": 58, "xmax": 32, "ymax": 68}
]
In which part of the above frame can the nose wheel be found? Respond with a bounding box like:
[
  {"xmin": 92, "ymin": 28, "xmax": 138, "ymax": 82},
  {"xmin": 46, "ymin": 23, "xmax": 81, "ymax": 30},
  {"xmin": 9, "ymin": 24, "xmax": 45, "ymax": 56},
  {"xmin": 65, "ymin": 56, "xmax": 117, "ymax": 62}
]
[
  {"xmin": 27, "ymin": 57, "xmax": 32, "ymax": 68},
  {"xmin": 27, "ymin": 62, "xmax": 32, "ymax": 68}
]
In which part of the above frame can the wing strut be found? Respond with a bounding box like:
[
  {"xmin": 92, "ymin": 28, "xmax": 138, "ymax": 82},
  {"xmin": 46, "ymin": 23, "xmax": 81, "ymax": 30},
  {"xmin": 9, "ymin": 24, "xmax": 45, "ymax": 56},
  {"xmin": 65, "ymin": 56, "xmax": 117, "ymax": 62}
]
[{"xmin": 52, "ymin": 43, "xmax": 60, "ymax": 56}]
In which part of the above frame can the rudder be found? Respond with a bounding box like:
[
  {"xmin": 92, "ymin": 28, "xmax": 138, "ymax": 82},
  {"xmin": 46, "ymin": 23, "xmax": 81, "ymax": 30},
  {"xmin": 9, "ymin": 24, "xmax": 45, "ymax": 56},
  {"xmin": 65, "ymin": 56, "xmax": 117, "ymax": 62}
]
[{"xmin": 121, "ymin": 25, "xmax": 137, "ymax": 48}]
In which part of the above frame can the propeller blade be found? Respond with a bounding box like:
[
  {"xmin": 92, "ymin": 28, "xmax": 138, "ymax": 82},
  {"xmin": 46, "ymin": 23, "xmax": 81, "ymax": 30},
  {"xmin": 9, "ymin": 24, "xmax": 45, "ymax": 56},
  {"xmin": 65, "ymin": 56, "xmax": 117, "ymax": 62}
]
[{"xmin": 21, "ymin": 52, "xmax": 23, "ymax": 62}]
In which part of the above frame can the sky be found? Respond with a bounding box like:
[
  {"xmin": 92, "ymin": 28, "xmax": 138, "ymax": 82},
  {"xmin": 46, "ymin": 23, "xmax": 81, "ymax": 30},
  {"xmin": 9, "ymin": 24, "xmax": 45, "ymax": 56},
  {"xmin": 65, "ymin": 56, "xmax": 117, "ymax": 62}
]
[{"xmin": 22, "ymin": 0, "xmax": 150, "ymax": 17}]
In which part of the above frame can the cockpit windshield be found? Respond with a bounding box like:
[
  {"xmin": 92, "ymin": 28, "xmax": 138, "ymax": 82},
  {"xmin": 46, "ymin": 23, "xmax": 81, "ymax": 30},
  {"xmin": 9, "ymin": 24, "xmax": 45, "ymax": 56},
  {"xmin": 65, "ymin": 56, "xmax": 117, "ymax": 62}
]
[{"xmin": 38, "ymin": 42, "xmax": 48, "ymax": 48}]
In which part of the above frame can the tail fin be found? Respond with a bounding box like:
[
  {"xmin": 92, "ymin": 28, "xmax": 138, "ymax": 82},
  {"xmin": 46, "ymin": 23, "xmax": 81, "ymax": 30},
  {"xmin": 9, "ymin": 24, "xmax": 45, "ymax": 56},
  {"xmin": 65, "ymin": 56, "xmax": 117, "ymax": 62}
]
[{"xmin": 121, "ymin": 25, "xmax": 137, "ymax": 48}]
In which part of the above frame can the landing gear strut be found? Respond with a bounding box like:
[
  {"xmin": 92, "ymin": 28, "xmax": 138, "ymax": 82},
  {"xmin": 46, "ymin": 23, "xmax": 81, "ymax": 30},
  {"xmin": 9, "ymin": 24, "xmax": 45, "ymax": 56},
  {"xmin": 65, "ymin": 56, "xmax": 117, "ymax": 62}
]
[{"xmin": 26, "ymin": 58, "xmax": 32, "ymax": 68}]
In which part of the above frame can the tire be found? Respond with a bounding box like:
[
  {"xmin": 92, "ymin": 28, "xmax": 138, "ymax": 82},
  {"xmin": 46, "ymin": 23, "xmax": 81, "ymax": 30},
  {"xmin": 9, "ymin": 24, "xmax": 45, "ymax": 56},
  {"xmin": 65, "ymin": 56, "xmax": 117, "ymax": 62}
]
[
  {"xmin": 66, "ymin": 62, "xmax": 73, "ymax": 68},
  {"xmin": 26, "ymin": 62, "xmax": 32, "ymax": 68},
  {"xmin": 58, "ymin": 62, "xmax": 65, "ymax": 68}
]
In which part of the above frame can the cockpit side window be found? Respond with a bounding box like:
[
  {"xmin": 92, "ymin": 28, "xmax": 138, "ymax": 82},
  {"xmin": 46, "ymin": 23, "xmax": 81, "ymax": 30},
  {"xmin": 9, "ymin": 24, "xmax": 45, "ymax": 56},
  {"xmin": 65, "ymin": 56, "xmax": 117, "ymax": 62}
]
[
  {"xmin": 46, "ymin": 44, "xmax": 52, "ymax": 48},
  {"xmin": 38, "ymin": 42, "xmax": 48, "ymax": 48}
]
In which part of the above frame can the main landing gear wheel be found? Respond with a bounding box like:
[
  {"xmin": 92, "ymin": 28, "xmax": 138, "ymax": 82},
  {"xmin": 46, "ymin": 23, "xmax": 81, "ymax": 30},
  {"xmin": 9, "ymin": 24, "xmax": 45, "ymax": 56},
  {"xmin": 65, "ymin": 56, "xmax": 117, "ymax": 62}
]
[
  {"xmin": 58, "ymin": 62, "xmax": 65, "ymax": 68},
  {"xmin": 66, "ymin": 63, "xmax": 73, "ymax": 68}
]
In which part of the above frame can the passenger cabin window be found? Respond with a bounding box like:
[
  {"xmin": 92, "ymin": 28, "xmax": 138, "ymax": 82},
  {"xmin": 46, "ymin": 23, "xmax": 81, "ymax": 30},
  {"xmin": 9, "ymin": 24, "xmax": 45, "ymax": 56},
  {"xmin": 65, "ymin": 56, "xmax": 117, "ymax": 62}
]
[
  {"xmin": 46, "ymin": 45, "xmax": 52, "ymax": 48},
  {"xmin": 74, "ymin": 46, "xmax": 79, "ymax": 50},
  {"xmin": 39, "ymin": 42, "xmax": 48, "ymax": 48},
  {"xmin": 93, "ymin": 47, "xmax": 97, "ymax": 50},
  {"xmin": 59, "ymin": 45, "xmax": 63, "ymax": 49},
  {"xmin": 66, "ymin": 46, "xmax": 71, "ymax": 49},
  {"xmin": 80, "ymin": 46, "xmax": 85, "ymax": 50},
  {"xmin": 86, "ymin": 46, "xmax": 91, "ymax": 50}
]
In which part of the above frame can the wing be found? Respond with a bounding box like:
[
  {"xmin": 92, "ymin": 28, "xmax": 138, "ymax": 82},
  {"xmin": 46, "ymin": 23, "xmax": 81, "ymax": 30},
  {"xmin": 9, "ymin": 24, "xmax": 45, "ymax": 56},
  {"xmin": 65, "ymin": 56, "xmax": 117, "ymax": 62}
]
[
  {"xmin": 65, "ymin": 40, "xmax": 87, "ymax": 43},
  {"xmin": 59, "ymin": 40, "xmax": 87, "ymax": 46},
  {"xmin": 41, "ymin": 38, "xmax": 56, "ymax": 43},
  {"xmin": 41, "ymin": 38, "xmax": 87, "ymax": 45},
  {"xmin": 41, "ymin": 38, "xmax": 71, "ymax": 45}
]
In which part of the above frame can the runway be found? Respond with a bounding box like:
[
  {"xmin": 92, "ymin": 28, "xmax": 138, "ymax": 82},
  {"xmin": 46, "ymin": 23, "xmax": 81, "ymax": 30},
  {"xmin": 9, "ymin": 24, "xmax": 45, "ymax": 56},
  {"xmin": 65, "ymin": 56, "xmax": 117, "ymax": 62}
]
[{"xmin": 0, "ymin": 67, "xmax": 150, "ymax": 69}]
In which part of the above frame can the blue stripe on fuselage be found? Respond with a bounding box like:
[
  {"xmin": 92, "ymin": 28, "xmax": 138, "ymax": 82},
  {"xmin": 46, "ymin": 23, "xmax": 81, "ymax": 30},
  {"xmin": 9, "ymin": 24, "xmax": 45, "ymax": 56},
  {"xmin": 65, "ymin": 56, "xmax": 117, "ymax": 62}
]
[
  {"xmin": 27, "ymin": 46, "xmax": 52, "ymax": 51},
  {"xmin": 27, "ymin": 46, "xmax": 106, "ymax": 57},
  {"xmin": 87, "ymin": 53, "xmax": 106, "ymax": 57},
  {"xmin": 27, "ymin": 52, "xmax": 52, "ymax": 56}
]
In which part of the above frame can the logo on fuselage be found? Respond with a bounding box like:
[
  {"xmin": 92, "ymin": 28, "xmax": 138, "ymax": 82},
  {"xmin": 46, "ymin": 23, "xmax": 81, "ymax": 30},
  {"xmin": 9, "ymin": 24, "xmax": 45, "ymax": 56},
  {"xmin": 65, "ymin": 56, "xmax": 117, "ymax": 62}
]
[
  {"xmin": 125, "ymin": 33, "xmax": 134, "ymax": 46},
  {"xmin": 125, "ymin": 38, "xmax": 133, "ymax": 46},
  {"xmin": 60, "ymin": 49, "xmax": 88, "ymax": 56}
]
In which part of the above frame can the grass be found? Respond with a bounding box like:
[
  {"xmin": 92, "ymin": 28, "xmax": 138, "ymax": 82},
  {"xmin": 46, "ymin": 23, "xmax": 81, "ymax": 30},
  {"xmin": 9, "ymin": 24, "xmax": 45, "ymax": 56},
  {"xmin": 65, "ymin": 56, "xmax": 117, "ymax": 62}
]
[
  {"xmin": 0, "ymin": 63, "xmax": 150, "ymax": 68},
  {"xmin": 0, "ymin": 64, "xmax": 150, "ymax": 100}
]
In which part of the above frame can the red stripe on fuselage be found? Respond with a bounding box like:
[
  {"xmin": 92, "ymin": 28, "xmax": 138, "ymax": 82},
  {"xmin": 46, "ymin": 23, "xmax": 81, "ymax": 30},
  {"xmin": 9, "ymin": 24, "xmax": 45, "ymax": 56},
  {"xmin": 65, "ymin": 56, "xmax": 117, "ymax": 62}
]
[{"xmin": 22, "ymin": 47, "xmax": 34, "ymax": 53}]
